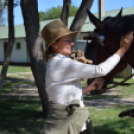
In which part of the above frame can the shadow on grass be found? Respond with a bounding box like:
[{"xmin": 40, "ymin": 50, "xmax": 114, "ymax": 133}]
[
  {"xmin": 1, "ymin": 76, "xmax": 35, "ymax": 94},
  {"xmin": 84, "ymin": 96, "xmax": 134, "ymax": 109},
  {"xmin": 90, "ymin": 105, "xmax": 134, "ymax": 134},
  {"xmin": 84, "ymin": 95, "xmax": 121, "ymax": 100},
  {"xmin": 0, "ymin": 100, "xmax": 45, "ymax": 134},
  {"xmin": 5, "ymin": 76, "xmax": 34, "ymax": 83},
  {"xmin": 0, "ymin": 75, "xmax": 45, "ymax": 133},
  {"xmin": 93, "ymin": 118, "xmax": 134, "ymax": 134}
]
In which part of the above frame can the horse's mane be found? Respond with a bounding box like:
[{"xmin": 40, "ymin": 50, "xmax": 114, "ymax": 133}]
[{"xmin": 101, "ymin": 15, "xmax": 134, "ymax": 39}]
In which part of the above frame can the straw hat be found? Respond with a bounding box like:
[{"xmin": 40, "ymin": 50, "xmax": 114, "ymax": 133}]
[{"xmin": 41, "ymin": 20, "xmax": 80, "ymax": 58}]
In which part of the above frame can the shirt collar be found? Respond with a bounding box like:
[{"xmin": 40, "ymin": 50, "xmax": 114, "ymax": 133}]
[{"xmin": 51, "ymin": 53, "xmax": 67, "ymax": 58}]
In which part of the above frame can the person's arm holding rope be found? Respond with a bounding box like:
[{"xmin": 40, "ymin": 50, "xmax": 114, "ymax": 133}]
[{"xmin": 83, "ymin": 78, "xmax": 104, "ymax": 95}]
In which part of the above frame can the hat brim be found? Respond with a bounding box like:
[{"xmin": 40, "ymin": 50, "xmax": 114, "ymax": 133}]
[{"xmin": 43, "ymin": 31, "xmax": 80, "ymax": 58}]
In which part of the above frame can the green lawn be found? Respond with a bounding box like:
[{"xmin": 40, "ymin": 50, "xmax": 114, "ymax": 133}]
[
  {"xmin": 89, "ymin": 105, "xmax": 134, "ymax": 134},
  {"xmin": 81, "ymin": 78, "xmax": 134, "ymax": 134},
  {"xmin": 1, "ymin": 76, "xmax": 35, "ymax": 94},
  {"xmin": 0, "ymin": 67, "xmax": 134, "ymax": 134},
  {"xmin": 0, "ymin": 65, "xmax": 31, "ymax": 73},
  {"xmin": 0, "ymin": 99, "xmax": 45, "ymax": 134},
  {"xmin": 0, "ymin": 75, "xmax": 43, "ymax": 134}
]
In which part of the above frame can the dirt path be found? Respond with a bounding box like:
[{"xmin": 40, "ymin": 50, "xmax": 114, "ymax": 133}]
[
  {"xmin": 84, "ymin": 88, "xmax": 134, "ymax": 109},
  {"xmin": 7, "ymin": 72, "xmax": 32, "ymax": 76},
  {"xmin": 84, "ymin": 96, "xmax": 134, "ymax": 109},
  {"xmin": 1, "ymin": 73, "xmax": 134, "ymax": 109}
]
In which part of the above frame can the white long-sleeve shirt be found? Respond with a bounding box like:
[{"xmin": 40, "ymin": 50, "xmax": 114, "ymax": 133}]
[
  {"xmin": 45, "ymin": 53, "xmax": 120, "ymax": 105},
  {"xmin": 45, "ymin": 53, "xmax": 120, "ymax": 131}
]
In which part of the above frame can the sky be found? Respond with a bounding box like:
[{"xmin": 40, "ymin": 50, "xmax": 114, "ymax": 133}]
[{"xmin": 3, "ymin": 0, "xmax": 134, "ymax": 26}]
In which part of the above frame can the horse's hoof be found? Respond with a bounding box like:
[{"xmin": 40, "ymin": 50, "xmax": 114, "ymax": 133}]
[
  {"xmin": 119, "ymin": 111, "xmax": 128, "ymax": 118},
  {"xmin": 119, "ymin": 109, "xmax": 134, "ymax": 118}
]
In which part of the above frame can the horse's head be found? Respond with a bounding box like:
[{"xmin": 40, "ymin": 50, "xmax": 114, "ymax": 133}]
[
  {"xmin": 85, "ymin": 8, "xmax": 122, "ymax": 64},
  {"xmin": 101, "ymin": 12, "xmax": 134, "ymax": 68},
  {"xmin": 85, "ymin": 8, "xmax": 129, "ymax": 95}
]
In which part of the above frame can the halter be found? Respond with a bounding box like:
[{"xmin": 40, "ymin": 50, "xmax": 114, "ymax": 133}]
[
  {"xmin": 87, "ymin": 31, "xmax": 134, "ymax": 95},
  {"xmin": 88, "ymin": 31, "xmax": 128, "ymax": 64}
]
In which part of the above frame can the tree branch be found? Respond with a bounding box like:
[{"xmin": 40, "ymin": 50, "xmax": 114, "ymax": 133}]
[
  {"xmin": 70, "ymin": 0, "xmax": 94, "ymax": 49},
  {"xmin": 61, "ymin": 0, "xmax": 71, "ymax": 26}
]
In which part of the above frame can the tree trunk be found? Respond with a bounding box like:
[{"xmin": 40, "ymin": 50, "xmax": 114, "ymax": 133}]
[
  {"xmin": 61, "ymin": 0, "xmax": 71, "ymax": 26},
  {"xmin": 0, "ymin": 0, "xmax": 14, "ymax": 90},
  {"xmin": 20, "ymin": 0, "xmax": 49, "ymax": 118},
  {"xmin": 70, "ymin": 0, "xmax": 94, "ymax": 49}
]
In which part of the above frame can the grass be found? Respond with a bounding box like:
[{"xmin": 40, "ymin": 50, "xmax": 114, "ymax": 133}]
[
  {"xmin": 0, "ymin": 75, "xmax": 43, "ymax": 134},
  {"xmin": 1, "ymin": 76, "xmax": 35, "ymax": 94},
  {"xmin": 0, "ymin": 66, "xmax": 134, "ymax": 134},
  {"xmin": 82, "ymin": 78, "xmax": 134, "ymax": 133},
  {"xmin": 113, "ymin": 78, "xmax": 134, "ymax": 97},
  {"xmin": 89, "ymin": 105, "xmax": 134, "ymax": 134},
  {"xmin": 1, "ymin": 100, "xmax": 134, "ymax": 134},
  {"xmin": 0, "ymin": 65, "xmax": 31, "ymax": 73},
  {"xmin": 0, "ymin": 100, "xmax": 45, "ymax": 134}
]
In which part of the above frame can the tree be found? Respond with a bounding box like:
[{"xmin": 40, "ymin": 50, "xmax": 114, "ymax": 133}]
[
  {"xmin": 38, "ymin": 5, "xmax": 78, "ymax": 21},
  {"xmin": 0, "ymin": 0, "xmax": 14, "ymax": 91},
  {"xmin": 61, "ymin": 0, "xmax": 71, "ymax": 26},
  {"xmin": 38, "ymin": 11, "xmax": 45, "ymax": 21},
  {"xmin": 70, "ymin": 5, "xmax": 78, "ymax": 16},
  {"xmin": 70, "ymin": 0, "xmax": 94, "ymax": 49},
  {"xmin": 21, "ymin": 0, "xmax": 50, "ymax": 118},
  {"xmin": 0, "ymin": 0, "xmax": 20, "ymax": 92},
  {"xmin": 61, "ymin": 0, "xmax": 94, "ymax": 49}
]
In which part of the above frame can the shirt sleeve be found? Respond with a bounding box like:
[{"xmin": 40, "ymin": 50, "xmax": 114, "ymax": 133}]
[
  {"xmin": 49, "ymin": 54, "xmax": 120, "ymax": 83},
  {"xmin": 75, "ymin": 53, "xmax": 120, "ymax": 79}
]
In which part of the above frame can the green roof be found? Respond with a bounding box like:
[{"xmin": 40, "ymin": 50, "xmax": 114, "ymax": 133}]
[{"xmin": 0, "ymin": 7, "xmax": 134, "ymax": 39}]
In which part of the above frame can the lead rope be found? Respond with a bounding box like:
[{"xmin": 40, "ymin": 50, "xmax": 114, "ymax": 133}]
[{"xmin": 90, "ymin": 71, "xmax": 134, "ymax": 95}]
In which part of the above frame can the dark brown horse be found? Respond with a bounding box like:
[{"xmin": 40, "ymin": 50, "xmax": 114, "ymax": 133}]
[
  {"xmin": 85, "ymin": 9, "xmax": 134, "ymax": 95},
  {"xmin": 85, "ymin": 9, "xmax": 134, "ymax": 118}
]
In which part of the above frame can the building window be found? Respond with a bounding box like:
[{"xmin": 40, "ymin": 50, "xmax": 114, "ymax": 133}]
[{"xmin": 16, "ymin": 42, "xmax": 21, "ymax": 50}]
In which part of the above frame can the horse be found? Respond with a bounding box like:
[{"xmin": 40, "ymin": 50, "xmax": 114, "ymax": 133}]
[
  {"xmin": 85, "ymin": 8, "xmax": 134, "ymax": 95},
  {"xmin": 85, "ymin": 9, "xmax": 134, "ymax": 118}
]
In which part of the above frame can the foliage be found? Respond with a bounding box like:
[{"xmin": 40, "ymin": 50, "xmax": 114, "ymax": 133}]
[
  {"xmin": 0, "ymin": 0, "xmax": 20, "ymax": 26},
  {"xmin": 0, "ymin": 0, "xmax": 6, "ymax": 26},
  {"xmin": 39, "ymin": 5, "xmax": 78, "ymax": 21},
  {"xmin": 69, "ymin": 5, "xmax": 78, "ymax": 16},
  {"xmin": 38, "ymin": 11, "xmax": 46, "ymax": 21}
]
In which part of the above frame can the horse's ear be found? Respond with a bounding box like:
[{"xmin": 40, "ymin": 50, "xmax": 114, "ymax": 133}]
[
  {"xmin": 87, "ymin": 9, "xmax": 101, "ymax": 28},
  {"xmin": 116, "ymin": 8, "xmax": 123, "ymax": 17}
]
